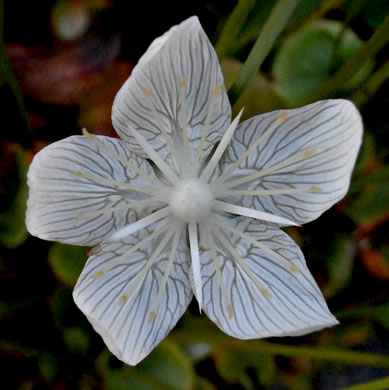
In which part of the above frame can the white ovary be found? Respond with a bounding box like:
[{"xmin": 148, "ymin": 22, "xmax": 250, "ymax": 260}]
[{"xmin": 168, "ymin": 178, "xmax": 214, "ymax": 223}]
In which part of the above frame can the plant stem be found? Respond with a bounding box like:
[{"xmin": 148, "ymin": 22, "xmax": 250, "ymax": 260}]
[
  {"xmin": 228, "ymin": 0, "xmax": 301, "ymax": 106},
  {"xmin": 250, "ymin": 342, "xmax": 389, "ymax": 368},
  {"xmin": 215, "ymin": 0, "xmax": 256, "ymax": 59},
  {"xmin": 351, "ymin": 62, "xmax": 389, "ymax": 107},
  {"xmin": 341, "ymin": 376, "xmax": 389, "ymax": 390}
]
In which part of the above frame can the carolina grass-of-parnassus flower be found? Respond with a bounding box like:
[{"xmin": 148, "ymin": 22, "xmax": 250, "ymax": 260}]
[{"xmin": 26, "ymin": 16, "xmax": 363, "ymax": 365}]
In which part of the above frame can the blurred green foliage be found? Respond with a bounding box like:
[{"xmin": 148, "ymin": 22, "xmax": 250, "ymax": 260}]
[
  {"xmin": 1, "ymin": 0, "xmax": 389, "ymax": 389},
  {"xmin": 273, "ymin": 20, "xmax": 374, "ymax": 105},
  {"xmin": 48, "ymin": 243, "xmax": 87, "ymax": 287}
]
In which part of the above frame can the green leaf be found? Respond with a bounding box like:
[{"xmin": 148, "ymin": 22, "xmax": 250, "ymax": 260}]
[
  {"xmin": 48, "ymin": 243, "xmax": 87, "ymax": 287},
  {"xmin": 38, "ymin": 353, "xmax": 59, "ymax": 381},
  {"xmin": 63, "ymin": 327, "xmax": 90, "ymax": 355},
  {"xmin": 194, "ymin": 377, "xmax": 216, "ymax": 390},
  {"xmin": 346, "ymin": 183, "xmax": 389, "ymax": 223},
  {"xmin": 355, "ymin": 0, "xmax": 389, "ymax": 28},
  {"xmin": 0, "ymin": 144, "xmax": 28, "ymax": 248},
  {"xmin": 97, "ymin": 340, "xmax": 194, "ymax": 390},
  {"xmin": 323, "ymin": 236, "xmax": 356, "ymax": 298},
  {"xmin": 273, "ymin": 20, "xmax": 374, "ymax": 105},
  {"xmin": 214, "ymin": 344, "xmax": 275, "ymax": 389},
  {"xmin": 136, "ymin": 340, "xmax": 194, "ymax": 390}
]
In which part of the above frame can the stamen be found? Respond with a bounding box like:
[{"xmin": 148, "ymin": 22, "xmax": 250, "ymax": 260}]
[
  {"xmin": 221, "ymin": 149, "xmax": 316, "ymax": 190},
  {"xmin": 128, "ymin": 125, "xmax": 180, "ymax": 185},
  {"xmin": 141, "ymin": 90, "xmax": 186, "ymax": 171},
  {"xmin": 74, "ymin": 197, "xmax": 160, "ymax": 220},
  {"xmin": 188, "ymin": 222, "xmax": 202, "ymax": 312},
  {"xmin": 71, "ymin": 171, "xmax": 157, "ymax": 194},
  {"xmin": 109, "ymin": 206, "xmax": 171, "ymax": 241},
  {"xmin": 215, "ymin": 112, "xmax": 287, "ymax": 185},
  {"xmin": 82, "ymin": 128, "xmax": 160, "ymax": 186},
  {"xmin": 213, "ymin": 200, "xmax": 299, "ymax": 226},
  {"xmin": 213, "ymin": 227, "xmax": 271, "ymax": 299},
  {"xmin": 148, "ymin": 228, "xmax": 181, "ymax": 322},
  {"xmin": 122, "ymin": 229, "xmax": 175, "ymax": 305},
  {"xmin": 92, "ymin": 224, "xmax": 170, "ymax": 279},
  {"xmin": 222, "ymin": 185, "xmax": 322, "ymax": 197},
  {"xmin": 207, "ymin": 231, "xmax": 234, "ymax": 318},
  {"xmin": 200, "ymin": 109, "xmax": 244, "ymax": 183},
  {"xmin": 215, "ymin": 219, "xmax": 300, "ymax": 273},
  {"xmin": 195, "ymin": 85, "xmax": 222, "ymax": 162}
]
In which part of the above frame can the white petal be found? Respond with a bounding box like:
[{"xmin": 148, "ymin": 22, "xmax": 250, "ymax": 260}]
[
  {"xmin": 221, "ymin": 100, "xmax": 362, "ymax": 225},
  {"xmin": 26, "ymin": 135, "xmax": 162, "ymax": 246},
  {"xmin": 112, "ymin": 16, "xmax": 231, "ymax": 172},
  {"xmin": 200, "ymin": 217, "xmax": 338, "ymax": 339},
  {"xmin": 73, "ymin": 221, "xmax": 192, "ymax": 365}
]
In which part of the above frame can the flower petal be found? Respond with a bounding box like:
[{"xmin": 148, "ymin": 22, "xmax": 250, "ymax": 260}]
[
  {"xmin": 200, "ymin": 217, "xmax": 338, "ymax": 339},
  {"xmin": 112, "ymin": 16, "xmax": 231, "ymax": 172},
  {"xmin": 73, "ymin": 220, "xmax": 192, "ymax": 365},
  {"xmin": 220, "ymin": 100, "xmax": 362, "ymax": 225},
  {"xmin": 26, "ymin": 135, "xmax": 162, "ymax": 246}
]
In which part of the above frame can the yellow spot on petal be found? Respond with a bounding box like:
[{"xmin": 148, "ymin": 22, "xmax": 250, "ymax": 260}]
[
  {"xmin": 279, "ymin": 112, "xmax": 287, "ymax": 124},
  {"xmin": 227, "ymin": 304, "xmax": 234, "ymax": 319},
  {"xmin": 304, "ymin": 150, "xmax": 315, "ymax": 158},
  {"xmin": 142, "ymin": 88, "xmax": 151, "ymax": 97},
  {"xmin": 213, "ymin": 85, "xmax": 222, "ymax": 96},
  {"xmin": 148, "ymin": 311, "xmax": 157, "ymax": 323},
  {"xmin": 289, "ymin": 264, "xmax": 299, "ymax": 273},
  {"xmin": 74, "ymin": 212, "xmax": 85, "ymax": 220},
  {"xmin": 310, "ymin": 185, "xmax": 322, "ymax": 193},
  {"xmin": 91, "ymin": 270, "xmax": 105, "ymax": 280},
  {"xmin": 261, "ymin": 288, "xmax": 271, "ymax": 298},
  {"xmin": 73, "ymin": 171, "xmax": 84, "ymax": 177},
  {"xmin": 179, "ymin": 78, "xmax": 187, "ymax": 88},
  {"xmin": 119, "ymin": 295, "xmax": 128, "ymax": 305}
]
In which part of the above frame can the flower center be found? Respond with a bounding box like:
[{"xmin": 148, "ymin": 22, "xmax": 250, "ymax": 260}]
[{"xmin": 169, "ymin": 178, "xmax": 213, "ymax": 222}]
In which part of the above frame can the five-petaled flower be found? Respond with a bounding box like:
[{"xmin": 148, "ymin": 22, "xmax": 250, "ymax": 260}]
[{"xmin": 26, "ymin": 16, "xmax": 363, "ymax": 365}]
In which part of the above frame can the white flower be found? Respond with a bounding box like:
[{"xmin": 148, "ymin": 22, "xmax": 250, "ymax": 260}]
[{"xmin": 26, "ymin": 16, "xmax": 363, "ymax": 365}]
